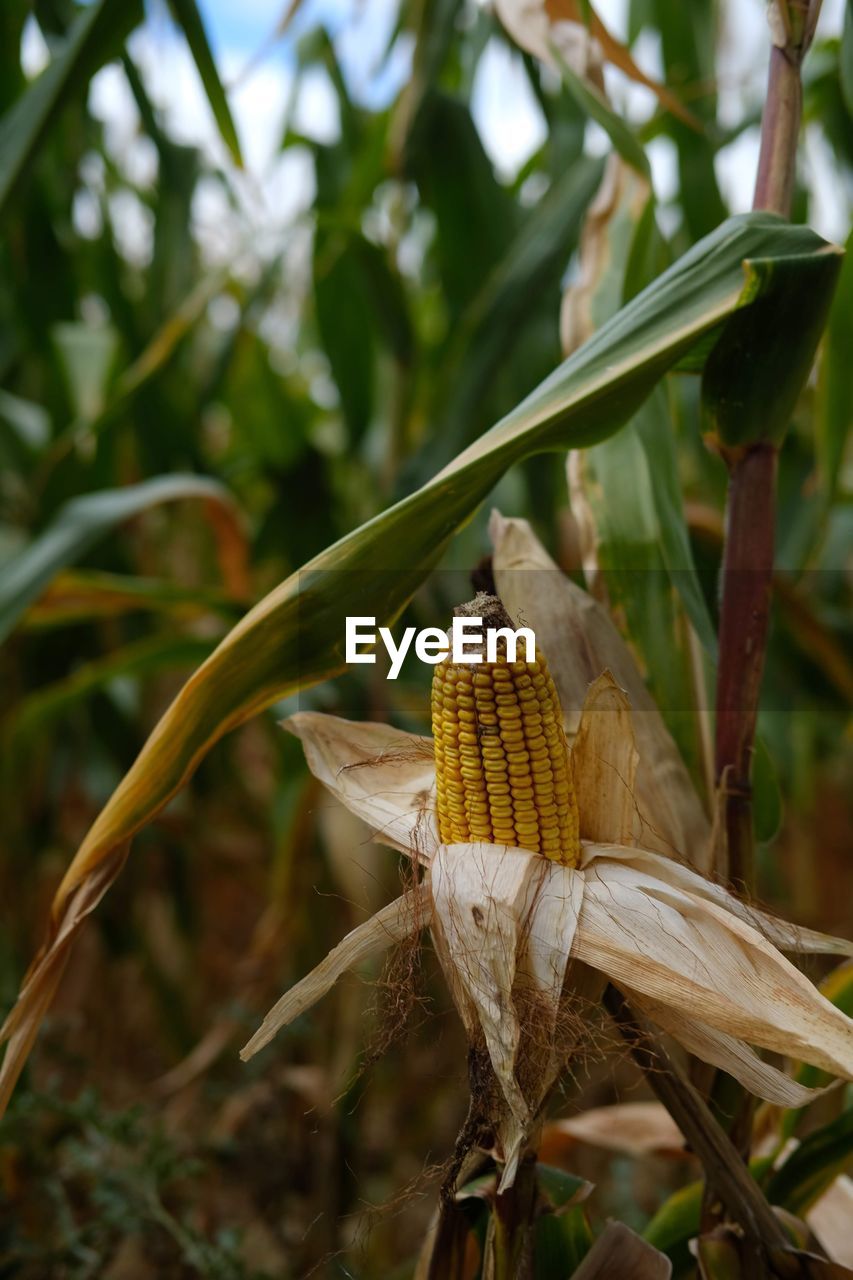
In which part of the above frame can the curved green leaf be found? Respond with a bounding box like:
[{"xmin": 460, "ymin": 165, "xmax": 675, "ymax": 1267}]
[
  {"xmin": 644, "ymin": 1155, "xmax": 776, "ymax": 1264},
  {"xmin": 703, "ymin": 248, "xmax": 843, "ymax": 449},
  {"xmin": 0, "ymin": 475, "xmax": 242, "ymax": 644}
]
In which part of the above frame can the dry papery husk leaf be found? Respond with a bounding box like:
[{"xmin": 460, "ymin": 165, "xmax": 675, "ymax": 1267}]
[
  {"xmin": 571, "ymin": 670, "xmax": 638, "ymax": 845},
  {"xmin": 423, "ymin": 677, "xmax": 849, "ymax": 1183},
  {"xmin": 427, "ymin": 842, "xmax": 853, "ymax": 1188},
  {"xmin": 490, "ymin": 509, "xmax": 711, "ymax": 868},
  {"xmin": 572, "ymin": 860, "xmax": 853, "ymax": 1078},
  {"xmin": 622, "ymin": 990, "xmax": 838, "ymax": 1110},
  {"xmin": 549, "ymin": 1101, "xmax": 688, "ymax": 1158},
  {"xmin": 240, "ymin": 886, "xmax": 431, "ymax": 1061},
  {"xmin": 286, "ymin": 713, "xmax": 438, "ymax": 862},
  {"xmin": 430, "ymin": 841, "xmax": 590, "ymax": 1190}
]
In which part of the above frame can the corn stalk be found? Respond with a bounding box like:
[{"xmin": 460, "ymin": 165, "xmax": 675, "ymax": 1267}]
[
  {"xmin": 714, "ymin": 0, "xmax": 823, "ymax": 891},
  {"xmin": 707, "ymin": 0, "xmax": 825, "ymax": 1226}
]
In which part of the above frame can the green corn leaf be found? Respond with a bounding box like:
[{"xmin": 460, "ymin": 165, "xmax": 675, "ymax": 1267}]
[
  {"xmin": 51, "ymin": 323, "xmax": 120, "ymax": 424},
  {"xmin": 650, "ymin": 0, "xmax": 727, "ymax": 241},
  {"xmin": 0, "ymin": 0, "xmax": 143, "ymax": 214},
  {"xmin": 535, "ymin": 1164, "xmax": 593, "ymax": 1211},
  {"xmin": 407, "ymin": 91, "xmax": 518, "ymax": 317},
  {"xmin": 0, "ymin": 476, "xmax": 243, "ymax": 645},
  {"xmin": 817, "ymin": 227, "xmax": 853, "ymax": 503},
  {"xmin": 550, "ymin": 44, "xmax": 651, "ymax": 178},
  {"xmin": 643, "ymin": 1179, "xmax": 701, "ymax": 1257},
  {"xmin": 644, "ymin": 1155, "xmax": 776, "ymax": 1265},
  {"xmin": 703, "ymin": 247, "xmax": 843, "ymax": 450},
  {"xmin": 6, "ymin": 634, "xmax": 216, "ymax": 751},
  {"xmin": 0, "ymin": 390, "xmax": 51, "ymax": 455},
  {"xmin": 46, "ymin": 269, "xmax": 230, "ymax": 467},
  {"xmin": 534, "ymin": 1207, "xmax": 593, "ymax": 1277},
  {"xmin": 766, "ymin": 1105, "xmax": 853, "ymax": 1217},
  {"xmin": 404, "ymin": 154, "xmax": 603, "ymax": 484},
  {"xmin": 313, "ymin": 228, "xmax": 379, "ymax": 445},
  {"xmin": 167, "ymin": 0, "xmax": 243, "ymax": 167}
]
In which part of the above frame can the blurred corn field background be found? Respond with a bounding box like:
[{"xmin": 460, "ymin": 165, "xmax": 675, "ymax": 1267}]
[{"xmin": 0, "ymin": 0, "xmax": 852, "ymax": 1275}]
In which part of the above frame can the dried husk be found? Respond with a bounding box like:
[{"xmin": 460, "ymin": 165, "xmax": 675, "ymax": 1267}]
[
  {"xmin": 491, "ymin": 509, "xmax": 711, "ymax": 867},
  {"xmin": 571, "ymin": 670, "xmax": 639, "ymax": 844},
  {"xmin": 240, "ymin": 886, "xmax": 429, "ymax": 1061},
  {"xmin": 286, "ymin": 712, "xmax": 438, "ymax": 861},
  {"xmin": 550, "ymin": 1101, "xmax": 687, "ymax": 1158},
  {"xmin": 574, "ymin": 857, "xmax": 853, "ymax": 1079}
]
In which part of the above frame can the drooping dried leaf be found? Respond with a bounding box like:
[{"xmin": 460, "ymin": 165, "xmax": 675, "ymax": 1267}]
[
  {"xmin": 240, "ymin": 886, "xmax": 430, "ymax": 1061},
  {"xmin": 490, "ymin": 511, "xmax": 710, "ymax": 867},
  {"xmin": 495, "ymin": 0, "xmax": 604, "ymax": 78},
  {"xmin": 626, "ymin": 990, "xmax": 834, "ymax": 1108},
  {"xmin": 519, "ymin": 858, "xmax": 584, "ymax": 1039},
  {"xmin": 590, "ymin": 844, "xmax": 853, "ymax": 959},
  {"xmin": 514, "ymin": 857, "xmax": 585, "ymax": 1120},
  {"xmin": 561, "ymin": 156, "xmax": 652, "ymax": 357},
  {"xmin": 550, "ymin": 1101, "xmax": 687, "ymax": 1158},
  {"xmin": 575, "ymin": 854, "xmax": 853, "ymax": 1080},
  {"xmin": 0, "ymin": 845, "xmax": 128, "ymax": 1114}
]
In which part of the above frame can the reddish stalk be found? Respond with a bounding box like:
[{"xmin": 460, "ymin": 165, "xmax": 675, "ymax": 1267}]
[
  {"xmin": 713, "ymin": 0, "xmax": 821, "ymax": 889},
  {"xmin": 707, "ymin": 0, "xmax": 822, "ymax": 1208},
  {"xmin": 714, "ymin": 443, "xmax": 778, "ymax": 890}
]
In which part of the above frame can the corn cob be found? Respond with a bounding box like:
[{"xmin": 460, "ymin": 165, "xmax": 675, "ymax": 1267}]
[{"xmin": 431, "ymin": 594, "xmax": 580, "ymax": 865}]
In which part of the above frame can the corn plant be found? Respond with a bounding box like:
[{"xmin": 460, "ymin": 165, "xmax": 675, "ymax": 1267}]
[{"xmin": 1, "ymin": 0, "xmax": 852, "ymax": 1275}]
